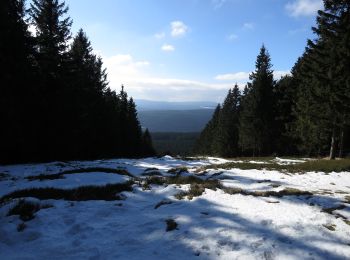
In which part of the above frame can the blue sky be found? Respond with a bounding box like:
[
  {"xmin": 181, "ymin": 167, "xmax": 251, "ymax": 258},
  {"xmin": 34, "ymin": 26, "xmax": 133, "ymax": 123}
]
[{"xmin": 64, "ymin": 0, "xmax": 323, "ymax": 102}]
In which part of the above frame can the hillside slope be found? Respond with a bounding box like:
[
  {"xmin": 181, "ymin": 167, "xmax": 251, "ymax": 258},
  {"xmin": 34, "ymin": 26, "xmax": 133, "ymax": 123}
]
[
  {"xmin": 1, "ymin": 157, "xmax": 350, "ymax": 259},
  {"xmin": 138, "ymin": 109, "xmax": 214, "ymax": 132}
]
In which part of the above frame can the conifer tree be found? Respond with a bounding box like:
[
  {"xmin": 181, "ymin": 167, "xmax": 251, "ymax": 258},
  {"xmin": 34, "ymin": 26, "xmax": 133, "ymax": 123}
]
[
  {"xmin": 29, "ymin": 0, "xmax": 73, "ymax": 160},
  {"xmin": 67, "ymin": 29, "xmax": 109, "ymax": 158},
  {"xmin": 0, "ymin": 0, "xmax": 155, "ymax": 163},
  {"xmin": 239, "ymin": 45, "xmax": 275, "ymax": 156},
  {"xmin": 126, "ymin": 97, "xmax": 143, "ymax": 156},
  {"xmin": 194, "ymin": 104, "xmax": 221, "ymax": 155},
  {"xmin": 0, "ymin": 0, "xmax": 38, "ymax": 162},
  {"xmin": 274, "ymin": 75, "xmax": 298, "ymax": 155},
  {"xmin": 293, "ymin": 0, "xmax": 350, "ymax": 158},
  {"xmin": 212, "ymin": 85, "xmax": 241, "ymax": 157},
  {"xmin": 141, "ymin": 129, "xmax": 156, "ymax": 156}
]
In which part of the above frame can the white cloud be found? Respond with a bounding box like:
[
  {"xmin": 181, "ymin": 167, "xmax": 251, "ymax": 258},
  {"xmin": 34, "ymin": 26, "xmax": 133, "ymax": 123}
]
[
  {"xmin": 215, "ymin": 70, "xmax": 291, "ymax": 82},
  {"xmin": 121, "ymin": 78, "xmax": 240, "ymax": 102},
  {"xmin": 161, "ymin": 44, "xmax": 175, "ymax": 52},
  {"xmin": 243, "ymin": 22, "xmax": 254, "ymax": 30},
  {"xmin": 215, "ymin": 72, "xmax": 250, "ymax": 82},
  {"xmin": 212, "ymin": 0, "xmax": 227, "ymax": 9},
  {"xmin": 171, "ymin": 21, "xmax": 188, "ymax": 38},
  {"xmin": 101, "ymin": 53, "xmax": 237, "ymax": 102},
  {"xmin": 286, "ymin": 0, "xmax": 323, "ymax": 17},
  {"xmin": 228, "ymin": 34, "xmax": 238, "ymax": 41},
  {"xmin": 101, "ymin": 53, "xmax": 290, "ymax": 102},
  {"xmin": 154, "ymin": 32, "xmax": 165, "ymax": 39},
  {"xmin": 103, "ymin": 54, "xmax": 150, "ymax": 81},
  {"xmin": 274, "ymin": 70, "xmax": 291, "ymax": 79}
]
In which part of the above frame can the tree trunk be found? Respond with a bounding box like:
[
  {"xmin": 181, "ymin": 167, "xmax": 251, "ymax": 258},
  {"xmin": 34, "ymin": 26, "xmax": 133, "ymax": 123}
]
[
  {"xmin": 338, "ymin": 128, "xmax": 344, "ymax": 158},
  {"xmin": 329, "ymin": 127, "xmax": 336, "ymax": 160}
]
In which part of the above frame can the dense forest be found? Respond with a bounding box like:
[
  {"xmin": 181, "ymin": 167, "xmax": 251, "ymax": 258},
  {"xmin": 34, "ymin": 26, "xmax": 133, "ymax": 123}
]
[
  {"xmin": 195, "ymin": 0, "xmax": 350, "ymax": 159},
  {"xmin": 2, "ymin": 0, "xmax": 349, "ymax": 163},
  {"xmin": 0, "ymin": 0, "xmax": 155, "ymax": 164}
]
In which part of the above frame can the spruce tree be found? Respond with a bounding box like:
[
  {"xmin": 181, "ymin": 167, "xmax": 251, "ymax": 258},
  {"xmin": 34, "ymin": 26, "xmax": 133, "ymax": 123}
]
[
  {"xmin": 239, "ymin": 45, "xmax": 275, "ymax": 156},
  {"xmin": 141, "ymin": 129, "xmax": 156, "ymax": 156},
  {"xmin": 293, "ymin": 0, "xmax": 350, "ymax": 158},
  {"xmin": 194, "ymin": 104, "xmax": 221, "ymax": 155},
  {"xmin": 0, "ymin": 0, "xmax": 37, "ymax": 162},
  {"xmin": 30, "ymin": 0, "xmax": 73, "ymax": 160},
  {"xmin": 292, "ymin": 50, "xmax": 329, "ymax": 156},
  {"xmin": 67, "ymin": 29, "xmax": 109, "ymax": 158},
  {"xmin": 126, "ymin": 97, "xmax": 143, "ymax": 156},
  {"xmin": 274, "ymin": 75, "xmax": 298, "ymax": 155},
  {"xmin": 212, "ymin": 85, "xmax": 241, "ymax": 157}
]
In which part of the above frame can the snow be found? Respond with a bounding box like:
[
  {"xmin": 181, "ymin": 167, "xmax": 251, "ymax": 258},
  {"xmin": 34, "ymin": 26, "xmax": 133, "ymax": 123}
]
[
  {"xmin": 273, "ymin": 157, "xmax": 307, "ymax": 165},
  {"xmin": 1, "ymin": 156, "xmax": 350, "ymax": 259}
]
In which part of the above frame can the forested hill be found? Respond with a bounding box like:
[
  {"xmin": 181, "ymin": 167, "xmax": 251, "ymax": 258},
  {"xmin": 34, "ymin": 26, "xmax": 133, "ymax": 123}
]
[
  {"xmin": 138, "ymin": 109, "xmax": 215, "ymax": 132},
  {"xmin": 135, "ymin": 100, "xmax": 218, "ymax": 111}
]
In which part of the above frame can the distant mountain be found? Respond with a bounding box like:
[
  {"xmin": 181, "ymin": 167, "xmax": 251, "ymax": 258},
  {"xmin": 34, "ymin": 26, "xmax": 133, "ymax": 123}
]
[
  {"xmin": 138, "ymin": 109, "xmax": 214, "ymax": 132},
  {"xmin": 135, "ymin": 99, "xmax": 218, "ymax": 111}
]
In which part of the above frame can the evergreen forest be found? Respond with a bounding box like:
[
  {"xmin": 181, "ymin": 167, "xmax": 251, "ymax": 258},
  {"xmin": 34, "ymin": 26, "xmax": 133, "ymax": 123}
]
[
  {"xmin": 195, "ymin": 1, "xmax": 350, "ymax": 159},
  {"xmin": 0, "ymin": 0, "xmax": 156, "ymax": 164},
  {"xmin": 1, "ymin": 0, "xmax": 350, "ymax": 163}
]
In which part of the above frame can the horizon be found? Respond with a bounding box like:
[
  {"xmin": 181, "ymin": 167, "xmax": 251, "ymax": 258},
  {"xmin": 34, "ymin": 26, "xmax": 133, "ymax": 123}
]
[{"xmin": 60, "ymin": 0, "xmax": 322, "ymax": 102}]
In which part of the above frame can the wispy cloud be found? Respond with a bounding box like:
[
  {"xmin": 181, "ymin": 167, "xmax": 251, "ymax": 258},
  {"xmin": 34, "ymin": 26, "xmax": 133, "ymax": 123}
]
[
  {"xmin": 161, "ymin": 44, "xmax": 175, "ymax": 52},
  {"xmin": 102, "ymin": 53, "xmax": 290, "ymax": 102},
  {"xmin": 242, "ymin": 22, "xmax": 255, "ymax": 30},
  {"xmin": 286, "ymin": 0, "xmax": 322, "ymax": 17},
  {"xmin": 101, "ymin": 53, "xmax": 238, "ymax": 102},
  {"xmin": 104, "ymin": 54, "xmax": 150, "ymax": 79},
  {"xmin": 215, "ymin": 70, "xmax": 290, "ymax": 82},
  {"xmin": 154, "ymin": 32, "xmax": 165, "ymax": 39},
  {"xmin": 215, "ymin": 72, "xmax": 250, "ymax": 81},
  {"xmin": 212, "ymin": 0, "xmax": 227, "ymax": 9},
  {"xmin": 227, "ymin": 33, "xmax": 238, "ymax": 41},
  {"xmin": 171, "ymin": 21, "xmax": 188, "ymax": 38},
  {"xmin": 274, "ymin": 70, "xmax": 291, "ymax": 79}
]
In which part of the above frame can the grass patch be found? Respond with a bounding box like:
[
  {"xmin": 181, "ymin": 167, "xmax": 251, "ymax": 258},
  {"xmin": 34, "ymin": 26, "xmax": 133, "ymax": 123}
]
[
  {"xmin": 144, "ymin": 167, "xmax": 159, "ymax": 172},
  {"xmin": 343, "ymin": 220, "xmax": 350, "ymax": 226},
  {"xmin": 223, "ymin": 187, "xmax": 313, "ymax": 198},
  {"xmin": 0, "ymin": 172, "xmax": 10, "ymax": 180},
  {"xmin": 154, "ymin": 200, "xmax": 173, "ymax": 209},
  {"xmin": 17, "ymin": 222, "xmax": 27, "ymax": 232},
  {"xmin": 165, "ymin": 219, "xmax": 178, "ymax": 232},
  {"xmin": 321, "ymin": 205, "xmax": 346, "ymax": 214},
  {"xmin": 7, "ymin": 199, "xmax": 52, "ymax": 221},
  {"xmin": 142, "ymin": 175, "xmax": 221, "ymax": 194},
  {"xmin": 144, "ymin": 175, "xmax": 213, "ymax": 186},
  {"xmin": 26, "ymin": 167, "xmax": 134, "ymax": 181},
  {"xmin": 167, "ymin": 166, "xmax": 188, "ymax": 175},
  {"xmin": 141, "ymin": 176, "xmax": 165, "ymax": 190},
  {"xmin": 175, "ymin": 179, "xmax": 222, "ymax": 200},
  {"xmin": 141, "ymin": 171, "xmax": 163, "ymax": 177},
  {"xmin": 323, "ymin": 224, "xmax": 336, "ymax": 231},
  {"xmin": 1, "ymin": 181, "xmax": 133, "ymax": 202},
  {"xmin": 202, "ymin": 159, "xmax": 350, "ymax": 173},
  {"xmin": 27, "ymin": 173, "xmax": 64, "ymax": 181}
]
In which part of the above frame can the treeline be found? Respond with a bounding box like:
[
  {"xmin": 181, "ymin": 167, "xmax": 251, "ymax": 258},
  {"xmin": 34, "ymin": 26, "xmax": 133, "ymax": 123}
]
[
  {"xmin": 195, "ymin": 0, "xmax": 350, "ymax": 159},
  {"xmin": 0, "ymin": 0, "xmax": 155, "ymax": 164}
]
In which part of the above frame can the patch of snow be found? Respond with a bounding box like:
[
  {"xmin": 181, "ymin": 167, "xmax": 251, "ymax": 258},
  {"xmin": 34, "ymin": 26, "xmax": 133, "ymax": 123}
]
[
  {"xmin": 0, "ymin": 156, "xmax": 349, "ymax": 259},
  {"xmin": 274, "ymin": 157, "xmax": 306, "ymax": 165}
]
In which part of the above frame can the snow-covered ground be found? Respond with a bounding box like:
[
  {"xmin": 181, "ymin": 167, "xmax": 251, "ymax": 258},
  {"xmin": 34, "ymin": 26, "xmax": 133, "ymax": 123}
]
[{"xmin": 0, "ymin": 156, "xmax": 349, "ymax": 259}]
